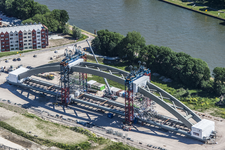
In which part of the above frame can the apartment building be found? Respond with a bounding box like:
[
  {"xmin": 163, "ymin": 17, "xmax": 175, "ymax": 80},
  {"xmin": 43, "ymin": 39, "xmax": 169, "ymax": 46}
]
[{"xmin": 0, "ymin": 22, "xmax": 48, "ymax": 52}]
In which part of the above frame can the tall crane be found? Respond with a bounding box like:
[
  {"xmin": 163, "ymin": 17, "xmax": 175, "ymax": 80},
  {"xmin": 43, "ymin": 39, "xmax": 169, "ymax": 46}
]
[{"xmin": 86, "ymin": 40, "xmax": 112, "ymax": 94}]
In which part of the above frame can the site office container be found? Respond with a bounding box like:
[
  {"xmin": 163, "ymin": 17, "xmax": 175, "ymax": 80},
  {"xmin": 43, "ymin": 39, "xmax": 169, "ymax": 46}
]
[
  {"xmin": 116, "ymin": 90, "xmax": 123, "ymax": 96},
  {"xmin": 111, "ymin": 87, "xmax": 121, "ymax": 95},
  {"xmin": 87, "ymin": 80, "xmax": 96, "ymax": 88},
  {"xmin": 92, "ymin": 82, "xmax": 105, "ymax": 91},
  {"xmin": 191, "ymin": 119, "xmax": 215, "ymax": 139}
]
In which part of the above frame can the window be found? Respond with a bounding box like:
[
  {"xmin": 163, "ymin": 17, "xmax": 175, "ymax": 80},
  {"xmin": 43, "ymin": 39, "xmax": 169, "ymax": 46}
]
[
  {"xmin": 10, "ymin": 45, "xmax": 13, "ymax": 47},
  {"xmin": 33, "ymin": 46, "xmax": 37, "ymax": 48},
  {"xmin": 24, "ymin": 33, "xmax": 27, "ymax": 35},
  {"xmin": 1, "ymin": 35, "xmax": 4, "ymax": 37},
  {"xmin": 33, "ymin": 36, "xmax": 35, "ymax": 38},
  {"xmin": 29, "ymin": 40, "xmax": 32, "ymax": 42},
  {"xmin": 25, "ymin": 47, "xmax": 28, "ymax": 49},
  {"xmin": 24, "ymin": 40, "xmax": 27, "ymax": 42},
  {"xmin": 42, "ymin": 38, "xmax": 45, "ymax": 41},
  {"xmin": 19, "ymin": 33, "xmax": 22, "ymax": 36},
  {"xmin": 33, "ymin": 32, "xmax": 35, "ymax": 34},
  {"xmin": 6, "ymin": 42, "xmax": 9, "ymax": 44},
  {"xmin": 20, "ymin": 47, "xmax": 23, "ymax": 50},
  {"xmin": 15, "ymin": 41, "xmax": 18, "ymax": 43},
  {"xmin": 10, "ymin": 38, "xmax": 13, "ymax": 40},
  {"xmin": 20, "ymin": 40, "xmax": 23, "ymax": 43},
  {"xmin": 15, "ymin": 48, "xmax": 18, "ymax": 50},
  {"xmin": 42, "ymin": 31, "xmax": 45, "ymax": 33},
  {"xmin": 15, "ymin": 44, "xmax": 18, "ymax": 46},
  {"xmin": 42, "ymin": 35, "xmax": 45, "ymax": 37},
  {"xmin": 6, "ymin": 48, "xmax": 9, "ymax": 51},
  {"xmin": 24, "ymin": 43, "xmax": 27, "ymax": 46},
  {"xmin": 37, "ymin": 42, "xmax": 40, "ymax": 44},
  {"xmin": 5, "ymin": 38, "xmax": 8, "ymax": 40},
  {"xmin": 6, "ymin": 45, "xmax": 9, "ymax": 47},
  {"xmin": 2, "ymin": 45, "xmax": 4, "ymax": 47},
  {"xmin": 37, "ymin": 35, "xmax": 40, "ymax": 37},
  {"xmin": 11, "ymin": 48, "xmax": 14, "ymax": 50},
  {"xmin": 10, "ymin": 41, "xmax": 13, "ymax": 43},
  {"xmin": 2, "ymin": 49, "xmax": 5, "ymax": 51},
  {"xmin": 10, "ymin": 34, "xmax": 13, "ymax": 36},
  {"xmin": 19, "ymin": 37, "xmax": 22, "ymax": 39},
  {"xmin": 38, "ymin": 46, "xmax": 41, "ymax": 48},
  {"xmin": 1, "ymin": 38, "xmax": 4, "ymax": 40},
  {"xmin": 28, "ymin": 36, "xmax": 31, "ymax": 38},
  {"xmin": 1, "ymin": 42, "xmax": 4, "ymax": 44},
  {"xmin": 28, "ymin": 43, "xmax": 31, "ymax": 45},
  {"xmin": 5, "ymin": 34, "xmax": 9, "ymax": 37},
  {"xmin": 42, "ymin": 42, "xmax": 45, "ymax": 44},
  {"xmin": 15, "ymin": 34, "xmax": 18, "ymax": 36},
  {"xmin": 33, "ymin": 39, "xmax": 36, "ymax": 41},
  {"xmin": 28, "ymin": 33, "xmax": 31, "ymax": 35},
  {"xmin": 20, "ymin": 44, "xmax": 22, "ymax": 46},
  {"xmin": 33, "ymin": 43, "xmax": 36, "ymax": 45},
  {"xmin": 29, "ymin": 46, "xmax": 32, "ymax": 49},
  {"xmin": 37, "ymin": 32, "xmax": 40, "ymax": 34},
  {"xmin": 24, "ymin": 36, "xmax": 27, "ymax": 39}
]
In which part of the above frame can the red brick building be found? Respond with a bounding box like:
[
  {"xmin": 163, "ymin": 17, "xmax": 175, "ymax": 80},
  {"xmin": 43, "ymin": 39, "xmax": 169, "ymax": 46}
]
[{"xmin": 0, "ymin": 22, "xmax": 48, "ymax": 52}]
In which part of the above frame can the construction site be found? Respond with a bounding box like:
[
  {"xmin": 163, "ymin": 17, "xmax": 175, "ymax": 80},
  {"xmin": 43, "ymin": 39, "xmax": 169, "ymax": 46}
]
[{"xmin": 0, "ymin": 40, "xmax": 225, "ymax": 150}]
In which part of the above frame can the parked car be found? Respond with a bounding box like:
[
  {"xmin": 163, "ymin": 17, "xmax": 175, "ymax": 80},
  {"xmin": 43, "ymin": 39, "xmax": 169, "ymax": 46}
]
[
  {"xmin": 26, "ymin": 66, "xmax": 33, "ymax": 69},
  {"xmin": 13, "ymin": 58, "xmax": 17, "ymax": 61},
  {"xmin": 17, "ymin": 58, "xmax": 21, "ymax": 61},
  {"xmin": 5, "ymin": 60, "xmax": 8, "ymax": 63}
]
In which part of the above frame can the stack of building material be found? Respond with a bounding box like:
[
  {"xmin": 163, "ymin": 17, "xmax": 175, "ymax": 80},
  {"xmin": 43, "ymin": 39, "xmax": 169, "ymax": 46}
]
[
  {"xmin": 92, "ymin": 82, "xmax": 105, "ymax": 91},
  {"xmin": 87, "ymin": 80, "xmax": 97, "ymax": 88}
]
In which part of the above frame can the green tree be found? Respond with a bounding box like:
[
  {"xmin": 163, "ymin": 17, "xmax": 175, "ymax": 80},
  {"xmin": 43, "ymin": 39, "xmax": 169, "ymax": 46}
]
[
  {"xmin": 32, "ymin": 14, "xmax": 44, "ymax": 24},
  {"xmin": 72, "ymin": 26, "xmax": 81, "ymax": 39},
  {"xmin": 119, "ymin": 31, "xmax": 145, "ymax": 62},
  {"xmin": 91, "ymin": 29, "xmax": 124, "ymax": 56},
  {"xmin": 52, "ymin": 9, "xmax": 69, "ymax": 31},
  {"xmin": 63, "ymin": 23, "xmax": 71, "ymax": 34},
  {"xmin": 213, "ymin": 67, "xmax": 225, "ymax": 95},
  {"xmin": 42, "ymin": 12, "xmax": 59, "ymax": 32},
  {"xmin": 33, "ymin": 2, "xmax": 50, "ymax": 15},
  {"xmin": 22, "ymin": 18, "xmax": 35, "ymax": 24}
]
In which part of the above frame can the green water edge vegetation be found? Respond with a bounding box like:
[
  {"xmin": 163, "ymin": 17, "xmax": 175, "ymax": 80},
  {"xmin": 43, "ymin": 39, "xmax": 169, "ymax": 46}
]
[
  {"xmin": 0, "ymin": 102, "xmax": 138, "ymax": 150},
  {"xmin": 162, "ymin": 0, "xmax": 225, "ymax": 20},
  {"xmin": 90, "ymin": 29, "xmax": 225, "ymax": 118}
]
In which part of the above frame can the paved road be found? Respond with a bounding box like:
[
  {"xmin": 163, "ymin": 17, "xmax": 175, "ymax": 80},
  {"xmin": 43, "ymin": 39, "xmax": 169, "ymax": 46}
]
[{"xmin": 0, "ymin": 34, "xmax": 95, "ymax": 62}]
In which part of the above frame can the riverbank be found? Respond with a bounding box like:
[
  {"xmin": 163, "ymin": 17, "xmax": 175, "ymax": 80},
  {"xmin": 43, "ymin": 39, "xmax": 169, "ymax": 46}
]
[{"xmin": 160, "ymin": 0, "xmax": 225, "ymax": 21}]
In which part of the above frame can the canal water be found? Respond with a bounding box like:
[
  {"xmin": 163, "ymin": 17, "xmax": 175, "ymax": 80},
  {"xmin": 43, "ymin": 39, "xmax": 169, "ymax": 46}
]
[{"xmin": 35, "ymin": 0, "xmax": 225, "ymax": 74}]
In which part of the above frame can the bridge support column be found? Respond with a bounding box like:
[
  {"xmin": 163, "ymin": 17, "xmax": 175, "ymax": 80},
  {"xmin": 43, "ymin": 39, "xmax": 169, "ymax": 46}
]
[{"xmin": 125, "ymin": 83, "xmax": 134, "ymax": 124}]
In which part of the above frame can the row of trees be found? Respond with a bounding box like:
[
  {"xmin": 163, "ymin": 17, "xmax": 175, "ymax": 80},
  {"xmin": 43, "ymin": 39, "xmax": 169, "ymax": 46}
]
[
  {"xmin": 193, "ymin": 0, "xmax": 225, "ymax": 8},
  {"xmin": 0, "ymin": 0, "xmax": 69, "ymax": 32},
  {"xmin": 92, "ymin": 29, "xmax": 225, "ymax": 95}
]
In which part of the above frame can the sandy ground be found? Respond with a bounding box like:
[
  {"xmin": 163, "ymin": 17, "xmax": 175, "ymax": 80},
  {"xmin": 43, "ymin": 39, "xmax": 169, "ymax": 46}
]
[{"xmin": 0, "ymin": 42, "xmax": 225, "ymax": 150}]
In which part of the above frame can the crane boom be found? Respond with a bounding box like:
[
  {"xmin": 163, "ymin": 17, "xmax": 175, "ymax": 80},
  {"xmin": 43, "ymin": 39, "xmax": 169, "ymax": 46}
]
[{"xmin": 86, "ymin": 40, "xmax": 112, "ymax": 94}]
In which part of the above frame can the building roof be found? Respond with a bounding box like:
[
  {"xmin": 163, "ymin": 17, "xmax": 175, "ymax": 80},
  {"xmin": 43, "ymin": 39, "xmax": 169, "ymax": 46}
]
[
  {"xmin": 9, "ymin": 67, "xmax": 29, "ymax": 76},
  {"xmin": 87, "ymin": 80, "xmax": 97, "ymax": 85},
  {"xmin": 192, "ymin": 119, "xmax": 214, "ymax": 130},
  {"xmin": 0, "ymin": 23, "xmax": 44, "ymax": 33}
]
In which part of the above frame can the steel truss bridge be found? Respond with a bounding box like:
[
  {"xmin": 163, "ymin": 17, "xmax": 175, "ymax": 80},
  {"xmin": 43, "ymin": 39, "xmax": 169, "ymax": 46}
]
[{"xmin": 13, "ymin": 62, "xmax": 204, "ymax": 141}]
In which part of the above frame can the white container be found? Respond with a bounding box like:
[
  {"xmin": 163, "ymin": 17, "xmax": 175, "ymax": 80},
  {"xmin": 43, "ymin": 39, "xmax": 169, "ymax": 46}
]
[
  {"xmin": 6, "ymin": 67, "xmax": 29, "ymax": 83},
  {"xmin": 133, "ymin": 76, "xmax": 150, "ymax": 93},
  {"xmin": 87, "ymin": 80, "xmax": 97, "ymax": 88},
  {"xmin": 191, "ymin": 119, "xmax": 215, "ymax": 139}
]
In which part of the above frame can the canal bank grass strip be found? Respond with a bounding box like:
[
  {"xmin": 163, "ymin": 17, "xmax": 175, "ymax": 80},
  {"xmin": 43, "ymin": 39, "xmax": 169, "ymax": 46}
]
[
  {"xmin": 160, "ymin": 0, "xmax": 225, "ymax": 21},
  {"xmin": 0, "ymin": 49, "xmax": 37, "ymax": 58}
]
